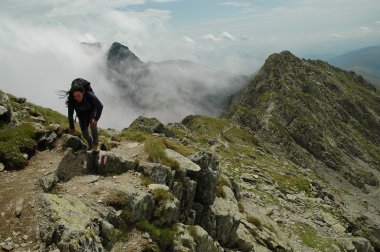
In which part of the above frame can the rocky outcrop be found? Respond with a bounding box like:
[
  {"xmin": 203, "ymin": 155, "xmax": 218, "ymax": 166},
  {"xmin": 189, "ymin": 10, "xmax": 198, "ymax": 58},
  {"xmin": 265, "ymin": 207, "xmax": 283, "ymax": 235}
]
[
  {"xmin": 87, "ymin": 151, "xmax": 138, "ymax": 175},
  {"xmin": 173, "ymin": 224, "xmax": 224, "ymax": 252},
  {"xmin": 188, "ymin": 151, "xmax": 220, "ymax": 206},
  {"xmin": 56, "ymin": 149, "xmax": 87, "ymax": 182},
  {"xmin": 129, "ymin": 116, "xmax": 176, "ymax": 137},
  {"xmin": 38, "ymin": 193, "xmax": 106, "ymax": 252},
  {"xmin": 137, "ymin": 161, "xmax": 174, "ymax": 187},
  {"xmin": 61, "ymin": 134, "xmax": 87, "ymax": 151}
]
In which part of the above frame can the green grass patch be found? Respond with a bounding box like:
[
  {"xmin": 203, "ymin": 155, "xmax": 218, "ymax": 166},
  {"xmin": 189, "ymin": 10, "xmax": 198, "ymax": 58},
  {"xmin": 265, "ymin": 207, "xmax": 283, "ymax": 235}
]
[
  {"xmin": 292, "ymin": 222, "xmax": 336, "ymax": 252},
  {"xmin": 0, "ymin": 123, "xmax": 37, "ymax": 170},
  {"xmin": 137, "ymin": 220, "xmax": 175, "ymax": 250},
  {"xmin": 144, "ymin": 136, "xmax": 180, "ymax": 171},
  {"xmin": 116, "ymin": 129, "xmax": 147, "ymax": 142},
  {"xmin": 268, "ymin": 171, "xmax": 312, "ymax": 195}
]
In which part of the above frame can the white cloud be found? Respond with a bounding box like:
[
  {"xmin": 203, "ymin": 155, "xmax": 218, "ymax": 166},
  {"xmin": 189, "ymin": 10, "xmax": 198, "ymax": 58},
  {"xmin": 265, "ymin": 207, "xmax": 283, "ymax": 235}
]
[
  {"xmin": 359, "ymin": 26, "xmax": 371, "ymax": 33},
  {"xmin": 221, "ymin": 1, "xmax": 255, "ymax": 13},
  {"xmin": 182, "ymin": 36, "xmax": 195, "ymax": 45},
  {"xmin": 202, "ymin": 31, "xmax": 252, "ymax": 42}
]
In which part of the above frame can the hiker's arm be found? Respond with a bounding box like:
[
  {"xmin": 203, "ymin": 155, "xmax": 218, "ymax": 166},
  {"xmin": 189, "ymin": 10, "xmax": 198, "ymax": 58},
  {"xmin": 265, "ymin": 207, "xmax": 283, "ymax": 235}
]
[
  {"xmin": 89, "ymin": 93, "xmax": 103, "ymax": 121},
  {"xmin": 68, "ymin": 104, "xmax": 75, "ymax": 129}
]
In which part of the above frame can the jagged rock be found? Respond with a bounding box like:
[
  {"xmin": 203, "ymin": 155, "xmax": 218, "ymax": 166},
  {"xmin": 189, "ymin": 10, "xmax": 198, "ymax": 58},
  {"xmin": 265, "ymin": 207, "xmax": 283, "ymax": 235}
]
[
  {"xmin": 15, "ymin": 97, "xmax": 26, "ymax": 104},
  {"xmin": 0, "ymin": 105, "xmax": 12, "ymax": 122},
  {"xmin": 152, "ymin": 190, "xmax": 180, "ymax": 226},
  {"xmin": 188, "ymin": 151, "xmax": 220, "ymax": 206},
  {"xmin": 61, "ymin": 133, "xmax": 86, "ymax": 151},
  {"xmin": 37, "ymin": 132, "xmax": 58, "ymax": 150},
  {"xmin": 173, "ymin": 224, "xmax": 224, "ymax": 252},
  {"xmin": 235, "ymin": 223, "xmax": 258, "ymax": 252},
  {"xmin": 335, "ymin": 237, "xmax": 375, "ymax": 252},
  {"xmin": 349, "ymin": 214, "xmax": 380, "ymax": 250},
  {"xmin": 209, "ymin": 196, "xmax": 241, "ymax": 246},
  {"xmin": 48, "ymin": 123, "xmax": 60, "ymax": 132},
  {"xmin": 164, "ymin": 149, "xmax": 201, "ymax": 174},
  {"xmin": 40, "ymin": 172, "xmax": 59, "ymax": 192},
  {"xmin": 100, "ymin": 219, "xmax": 119, "ymax": 248},
  {"xmin": 241, "ymin": 173, "xmax": 259, "ymax": 184},
  {"xmin": 38, "ymin": 193, "xmax": 105, "ymax": 252},
  {"xmin": 15, "ymin": 198, "xmax": 24, "ymax": 218},
  {"xmin": 129, "ymin": 116, "xmax": 176, "ymax": 137},
  {"xmin": 56, "ymin": 149, "xmax": 87, "ymax": 182},
  {"xmin": 172, "ymin": 177, "xmax": 197, "ymax": 224},
  {"xmin": 240, "ymin": 216, "xmax": 292, "ymax": 252},
  {"xmin": 1, "ymin": 243, "xmax": 14, "ymax": 251},
  {"xmin": 148, "ymin": 184, "xmax": 169, "ymax": 192},
  {"xmin": 137, "ymin": 162, "xmax": 174, "ymax": 187},
  {"xmin": 0, "ymin": 91, "xmax": 10, "ymax": 103},
  {"xmin": 321, "ymin": 211, "xmax": 346, "ymax": 233},
  {"xmin": 87, "ymin": 151, "xmax": 138, "ymax": 175},
  {"xmin": 103, "ymin": 187, "xmax": 154, "ymax": 223}
]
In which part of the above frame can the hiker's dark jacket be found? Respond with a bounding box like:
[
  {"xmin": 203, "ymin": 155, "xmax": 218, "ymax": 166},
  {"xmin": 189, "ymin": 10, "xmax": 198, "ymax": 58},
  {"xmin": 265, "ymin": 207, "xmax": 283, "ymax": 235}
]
[{"xmin": 68, "ymin": 91, "xmax": 103, "ymax": 130}]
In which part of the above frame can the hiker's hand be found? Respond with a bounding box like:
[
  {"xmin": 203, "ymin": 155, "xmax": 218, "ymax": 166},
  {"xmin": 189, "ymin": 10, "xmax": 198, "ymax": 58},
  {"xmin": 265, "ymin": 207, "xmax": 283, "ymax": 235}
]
[
  {"xmin": 69, "ymin": 128, "xmax": 76, "ymax": 135},
  {"xmin": 90, "ymin": 119, "xmax": 97, "ymax": 126}
]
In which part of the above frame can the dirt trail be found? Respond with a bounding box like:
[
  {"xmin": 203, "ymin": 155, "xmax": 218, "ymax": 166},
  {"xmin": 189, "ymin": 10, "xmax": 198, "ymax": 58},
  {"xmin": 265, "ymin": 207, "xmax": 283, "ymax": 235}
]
[{"xmin": 0, "ymin": 139, "xmax": 66, "ymax": 251}]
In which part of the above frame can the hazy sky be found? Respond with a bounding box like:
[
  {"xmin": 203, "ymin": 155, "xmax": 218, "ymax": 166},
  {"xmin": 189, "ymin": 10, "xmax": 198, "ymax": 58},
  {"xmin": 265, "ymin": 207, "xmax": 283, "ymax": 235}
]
[{"xmin": 0, "ymin": 0, "xmax": 379, "ymax": 128}]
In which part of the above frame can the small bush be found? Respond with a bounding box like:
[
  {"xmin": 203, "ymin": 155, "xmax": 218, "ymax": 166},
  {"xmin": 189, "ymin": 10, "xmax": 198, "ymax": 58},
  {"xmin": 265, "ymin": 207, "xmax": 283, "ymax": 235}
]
[
  {"xmin": 152, "ymin": 188, "xmax": 174, "ymax": 203},
  {"xmin": 216, "ymin": 174, "xmax": 231, "ymax": 198},
  {"xmin": 247, "ymin": 215, "xmax": 262, "ymax": 229},
  {"xmin": 103, "ymin": 190, "xmax": 128, "ymax": 209},
  {"xmin": 238, "ymin": 202, "xmax": 245, "ymax": 213}
]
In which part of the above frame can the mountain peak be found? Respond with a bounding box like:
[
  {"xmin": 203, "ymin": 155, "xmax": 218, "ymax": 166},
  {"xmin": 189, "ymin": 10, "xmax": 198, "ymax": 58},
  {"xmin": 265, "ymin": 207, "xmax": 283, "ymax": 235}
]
[
  {"xmin": 107, "ymin": 41, "xmax": 145, "ymax": 68},
  {"xmin": 263, "ymin": 50, "xmax": 302, "ymax": 70}
]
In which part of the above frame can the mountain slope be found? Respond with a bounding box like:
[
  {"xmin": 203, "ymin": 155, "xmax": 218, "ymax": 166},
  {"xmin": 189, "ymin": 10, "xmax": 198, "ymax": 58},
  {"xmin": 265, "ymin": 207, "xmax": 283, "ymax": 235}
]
[
  {"xmin": 105, "ymin": 42, "xmax": 249, "ymax": 122},
  {"xmin": 329, "ymin": 45, "xmax": 380, "ymax": 88},
  {"xmin": 226, "ymin": 51, "xmax": 380, "ymax": 188},
  {"xmin": 225, "ymin": 51, "xmax": 380, "ymax": 249}
]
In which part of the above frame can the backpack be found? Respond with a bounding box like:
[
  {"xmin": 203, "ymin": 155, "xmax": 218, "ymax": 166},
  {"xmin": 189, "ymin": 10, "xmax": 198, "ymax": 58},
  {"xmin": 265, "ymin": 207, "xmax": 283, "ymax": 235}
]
[{"xmin": 71, "ymin": 78, "xmax": 94, "ymax": 94}]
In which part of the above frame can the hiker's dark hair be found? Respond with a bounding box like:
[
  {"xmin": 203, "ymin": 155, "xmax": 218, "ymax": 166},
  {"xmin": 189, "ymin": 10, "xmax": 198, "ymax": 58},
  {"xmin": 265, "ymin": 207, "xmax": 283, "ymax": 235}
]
[{"xmin": 56, "ymin": 78, "xmax": 90, "ymax": 107}]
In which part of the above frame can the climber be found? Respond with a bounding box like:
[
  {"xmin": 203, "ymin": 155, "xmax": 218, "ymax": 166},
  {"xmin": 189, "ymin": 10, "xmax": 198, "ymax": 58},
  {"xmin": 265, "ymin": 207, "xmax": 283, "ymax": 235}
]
[{"xmin": 60, "ymin": 78, "xmax": 104, "ymax": 152}]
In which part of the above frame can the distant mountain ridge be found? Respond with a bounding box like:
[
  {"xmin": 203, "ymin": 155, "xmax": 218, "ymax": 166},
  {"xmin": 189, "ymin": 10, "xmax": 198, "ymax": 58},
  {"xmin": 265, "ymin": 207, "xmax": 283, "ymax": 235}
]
[{"xmin": 328, "ymin": 45, "xmax": 380, "ymax": 88}]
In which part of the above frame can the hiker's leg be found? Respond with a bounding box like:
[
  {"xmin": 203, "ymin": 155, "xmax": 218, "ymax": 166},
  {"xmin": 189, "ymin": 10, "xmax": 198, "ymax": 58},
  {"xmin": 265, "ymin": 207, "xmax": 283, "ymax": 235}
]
[
  {"xmin": 81, "ymin": 126, "xmax": 93, "ymax": 148},
  {"xmin": 90, "ymin": 123, "xmax": 99, "ymax": 146}
]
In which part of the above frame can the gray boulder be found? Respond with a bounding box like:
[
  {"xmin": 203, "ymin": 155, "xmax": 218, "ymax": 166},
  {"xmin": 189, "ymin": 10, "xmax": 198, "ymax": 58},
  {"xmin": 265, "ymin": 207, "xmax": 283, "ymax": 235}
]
[
  {"xmin": 61, "ymin": 134, "xmax": 86, "ymax": 151},
  {"xmin": 173, "ymin": 224, "xmax": 224, "ymax": 252},
  {"xmin": 0, "ymin": 105, "xmax": 12, "ymax": 122},
  {"xmin": 37, "ymin": 132, "xmax": 58, "ymax": 150},
  {"xmin": 129, "ymin": 116, "xmax": 176, "ymax": 137},
  {"xmin": 40, "ymin": 172, "xmax": 59, "ymax": 192},
  {"xmin": 87, "ymin": 151, "xmax": 138, "ymax": 175},
  {"xmin": 164, "ymin": 149, "xmax": 201, "ymax": 174},
  {"xmin": 0, "ymin": 91, "xmax": 10, "ymax": 103},
  {"xmin": 38, "ymin": 193, "xmax": 105, "ymax": 252},
  {"xmin": 172, "ymin": 177, "xmax": 197, "ymax": 224},
  {"xmin": 56, "ymin": 149, "xmax": 87, "ymax": 182},
  {"xmin": 103, "ymin": 187, "xmax": 154, "ymax": 223}
]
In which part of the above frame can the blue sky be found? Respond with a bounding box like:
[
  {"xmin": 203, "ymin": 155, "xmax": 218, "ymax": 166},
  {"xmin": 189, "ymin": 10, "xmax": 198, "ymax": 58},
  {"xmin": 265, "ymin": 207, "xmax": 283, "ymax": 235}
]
[{"xmin": 1, "ymin": 0, "xmax": 379, "ymax": 74}]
